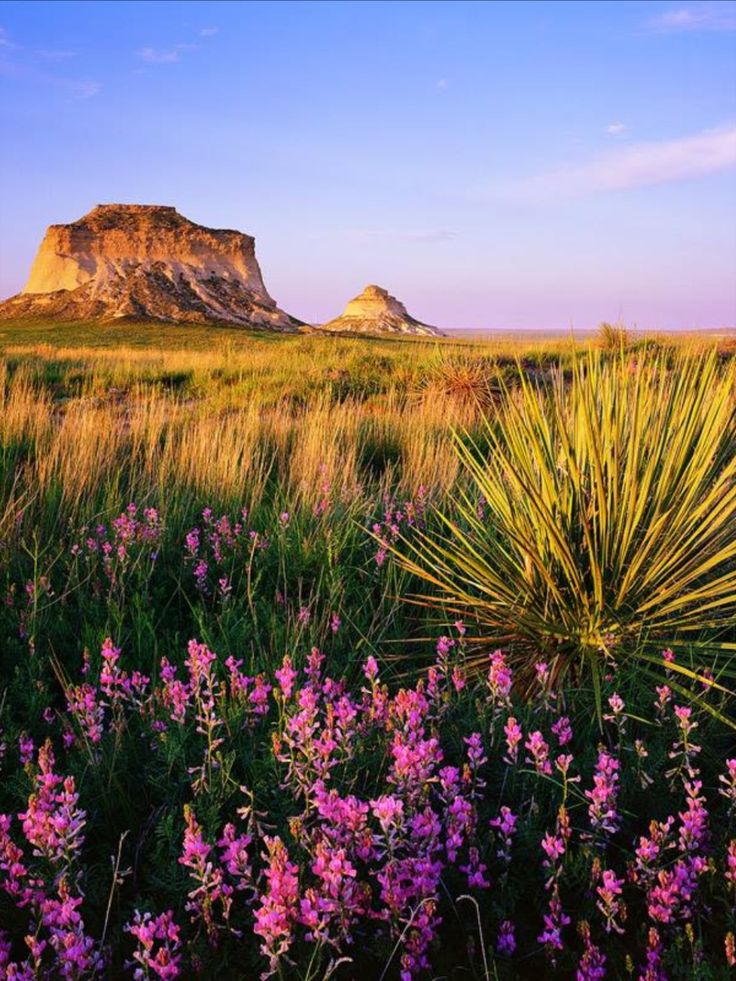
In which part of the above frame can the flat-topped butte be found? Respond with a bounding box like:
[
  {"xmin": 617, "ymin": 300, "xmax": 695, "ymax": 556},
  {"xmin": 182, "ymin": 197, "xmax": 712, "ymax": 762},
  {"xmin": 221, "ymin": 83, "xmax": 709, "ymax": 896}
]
[{"xmin": 1, "ymin": 204, "xmax": 301, "ymax": 329}]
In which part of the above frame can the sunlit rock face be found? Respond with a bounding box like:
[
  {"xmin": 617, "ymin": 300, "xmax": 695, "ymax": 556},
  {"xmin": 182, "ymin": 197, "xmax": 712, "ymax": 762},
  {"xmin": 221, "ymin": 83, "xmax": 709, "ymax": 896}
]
[
  {"xmin": 1, "ymin": 204, "xmax": 302, "ymax": 328},
  {"xmin": 319, "ymin": 284, "xmax": 444, "ymax": 336}
]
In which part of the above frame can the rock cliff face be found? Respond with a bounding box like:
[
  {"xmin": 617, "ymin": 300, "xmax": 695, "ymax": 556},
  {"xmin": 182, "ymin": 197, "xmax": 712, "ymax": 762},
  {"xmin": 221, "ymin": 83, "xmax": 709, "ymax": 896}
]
[
  {"xmin": 0, "ymin": 204, "xmax": 301, "ymax": 328},
  {"xmin": 320, "ymin": 285, "xmax": 443, "ymax": 336}
]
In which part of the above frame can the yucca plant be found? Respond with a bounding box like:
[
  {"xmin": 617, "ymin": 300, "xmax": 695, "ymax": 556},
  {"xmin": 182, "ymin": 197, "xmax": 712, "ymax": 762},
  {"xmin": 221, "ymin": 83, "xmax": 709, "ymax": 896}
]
[
  {"xmin": 418, "ymin": 354, "xmax": 502, "ymax": 410},
  {"xmin": 396, "ymin": 348, "xmax": 736, "ymax": 713},
  {"xmin": 598, "ymin": 321, "xmax": 631, "ymax": 351}
]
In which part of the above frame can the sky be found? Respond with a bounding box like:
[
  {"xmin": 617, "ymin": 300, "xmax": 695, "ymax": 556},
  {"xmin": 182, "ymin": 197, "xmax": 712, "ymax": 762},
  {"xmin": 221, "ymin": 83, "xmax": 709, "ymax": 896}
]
[{"xmin": 0, "ymin": 0, "xmax": 735, "ymax": 330}]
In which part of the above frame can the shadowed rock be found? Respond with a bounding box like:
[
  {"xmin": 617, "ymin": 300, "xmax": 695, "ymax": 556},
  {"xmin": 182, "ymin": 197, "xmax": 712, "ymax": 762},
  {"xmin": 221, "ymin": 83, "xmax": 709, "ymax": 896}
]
[
  {"xmin": 0, "ymin": 204, "xmax": 302, "ymax": 329},
  {"xmin": 319, "ymin": 285, "xmax": 444, "ymax": 336}
]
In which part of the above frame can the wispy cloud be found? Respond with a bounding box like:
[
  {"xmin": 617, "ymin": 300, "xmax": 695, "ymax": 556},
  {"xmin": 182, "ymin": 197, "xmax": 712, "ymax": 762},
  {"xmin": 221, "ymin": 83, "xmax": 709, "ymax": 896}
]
[
  {"xmin": 607, "ymin": 121, "xmax": 626, "ymax": 136},
  {"xmin": 648, "ymin": 3, "xmax": 736, "ymax": 32},
  {"xmin": 36, "ymin": 48, "xmax": 77, "ymax": 60},
  {"xmin": 137, "ymin": 27, "xmax": 217, "ymax": 65},
  {"xmin": 1, "ymin": 27, "xmax": 77, "ymax": 64},
  {"xmin": 437, "ymin": 78, "xmax": 448, "ymax": 90},
  {"xmin": 511, "ymin": 124, "xmax": 736, "ymax": 200},
  {"xmin": 71, "ymin": 79, "xmax": 101, "ymax": 99},
  {"xmin": 349, "ymin": 228, "xmax": 455, "ymax": 243},
  {"xmin": 138, "ymin": 47, "xmax": 180, "ymax": 64},
  {"xmin": 137, "ymin": 43, "xmax": 197, "ymax": 64},
  {"xmin": 0, "ymin": 61, "xmax": 101, "ymax": 99},
  {"xmin": 0, "ymin": 27, "xmax": 100, "ymax": 100}
]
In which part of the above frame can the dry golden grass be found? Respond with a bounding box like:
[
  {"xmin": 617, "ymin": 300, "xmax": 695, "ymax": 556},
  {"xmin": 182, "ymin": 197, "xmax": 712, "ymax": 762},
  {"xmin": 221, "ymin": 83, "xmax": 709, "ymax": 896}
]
[{"xmin": 1, "ymin": 328, "xmax": 733, "ymax": 539}]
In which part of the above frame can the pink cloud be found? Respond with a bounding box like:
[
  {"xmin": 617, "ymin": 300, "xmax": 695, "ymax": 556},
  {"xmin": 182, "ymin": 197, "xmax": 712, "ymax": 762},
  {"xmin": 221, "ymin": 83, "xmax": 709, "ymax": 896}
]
[
  {"xmin": 512, "ymin": 124, "xmax": 736, "ymax": 199},
  {"xmin": 649, "ymin": 4, "xmax": 736, "ymax": 32}
]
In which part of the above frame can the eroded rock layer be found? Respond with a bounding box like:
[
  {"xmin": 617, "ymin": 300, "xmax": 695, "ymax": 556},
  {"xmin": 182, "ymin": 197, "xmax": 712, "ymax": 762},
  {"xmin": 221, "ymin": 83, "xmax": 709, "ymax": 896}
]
[{"xmin": 0, "ymin": 204, "xmax": 301, "ymax": 328}]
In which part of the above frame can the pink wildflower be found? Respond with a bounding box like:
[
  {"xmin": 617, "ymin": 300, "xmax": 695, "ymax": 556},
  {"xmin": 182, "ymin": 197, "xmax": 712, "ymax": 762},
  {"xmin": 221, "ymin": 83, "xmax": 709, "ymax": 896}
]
[
  {"xmin": 487, "ymin": 650, "xmax": 513, "ymax": 709},
  {"xmin": 596, "ymin": 869, "xmax": 625, "ymax": 933},
  {"xmin": 18, "ymin": 741, "xmax": 86, "ymax": 868},
  {"xmin": 179, "ymin": 806, "xmax": 232, "ymax": 946},
  {"xmin": 551, "ymin": 715, "xmax": 573, "ymax": 746},
  {"xmin": 525, "ymin": 730, "xmax": 552, "ymax": 776},
  {"xmin": 503, "ymin": 716, "xmax": 522, "ymax": 765},
  {"xmin": 577, "ymin": 920, "xmax": 606, "ymax": 980},
  {"xmin": 489, "ymin": 806, "xmax": 517, "ymax": 864},
  {"xmin": 538, "ymin": 885, "xmax": 570, "ymax": 963},
  {"xmin": 585, "ymin": 749, "xmax": 620, "ymax": 838},
  {"xmin": 19, "ymin": 734, "xmax": 34, "ymax": 766},
  {"xmin": 497, "ymin": 919, "xmax": 516, "ymax": 955},
  {"xmin": 65, "ymin": 682, "xmax": 105, "ymax": 745},
  {"xmin": 253, "ymin": 836, "xmax": 300, "ymax": 977},
  {"xmin": 125, "ymin": 909, "xmax": 182, "ymax": 979},
  {"xmin": 274, "ymin": 656, "xmax": 297, "ymax": 700}
]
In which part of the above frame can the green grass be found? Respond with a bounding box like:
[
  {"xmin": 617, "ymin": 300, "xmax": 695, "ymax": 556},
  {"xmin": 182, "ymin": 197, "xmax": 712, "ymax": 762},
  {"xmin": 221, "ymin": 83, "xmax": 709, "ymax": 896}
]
[{"xmin": 0, "ymin": 318, "xmax": 287, "ymax": 349}]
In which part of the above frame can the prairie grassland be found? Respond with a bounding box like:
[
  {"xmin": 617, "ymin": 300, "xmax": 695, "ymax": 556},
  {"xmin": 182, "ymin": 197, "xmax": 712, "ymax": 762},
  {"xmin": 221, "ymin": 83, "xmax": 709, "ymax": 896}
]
[
  {"xmin": 0, "ymin": 323, "xmax": 735, "ymax": 979},
  {"xmin": 1, "ymin": 323, "xmax": 730, "ymax": 528},
  {"xmin": 1, "ymin": 327, "xmax": 734, "ymax": 670},
  {"xmin": 0, "ymin": 328, "xmax": 564, "ymax": 533}
]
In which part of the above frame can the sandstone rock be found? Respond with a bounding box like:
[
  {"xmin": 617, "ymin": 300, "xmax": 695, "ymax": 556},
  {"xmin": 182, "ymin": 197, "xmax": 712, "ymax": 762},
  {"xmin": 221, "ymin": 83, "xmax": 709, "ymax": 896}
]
[
  {"xmin": 319, "ymin": 285, "xmax": 444, "ymax": 336},
  {"xmin": 0, "ymin": 204, "xmax": 302, "ymax": 328}
]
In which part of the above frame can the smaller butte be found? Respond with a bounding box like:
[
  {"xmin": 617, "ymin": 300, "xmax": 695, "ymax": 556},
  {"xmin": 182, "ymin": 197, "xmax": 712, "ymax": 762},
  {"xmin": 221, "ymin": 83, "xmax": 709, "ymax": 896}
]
[{"xmin": 319, "ymin": 285, "xmax": 444, "ymax": 337}]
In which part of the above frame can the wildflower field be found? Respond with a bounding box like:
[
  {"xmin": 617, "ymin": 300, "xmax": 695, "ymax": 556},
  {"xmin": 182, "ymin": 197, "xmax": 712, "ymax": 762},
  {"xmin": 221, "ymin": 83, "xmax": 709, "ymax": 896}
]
[{"xmin": 0, "ymin": 322, "xmax": 735, "ymax": 979}]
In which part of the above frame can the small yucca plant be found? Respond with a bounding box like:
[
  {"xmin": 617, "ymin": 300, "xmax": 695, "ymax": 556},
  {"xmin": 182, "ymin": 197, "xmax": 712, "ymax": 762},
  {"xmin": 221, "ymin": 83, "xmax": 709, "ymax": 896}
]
[
  {"xmin": 419, "ymin": 354, "xmax": 501, "ymax": 409},
  {"xmin": 598, "ymin": 321, "xmax": 631, "ymax": 351},
  {"xmin": 397, "ymin": 349, "xmax": 736, "ymax": 711}
]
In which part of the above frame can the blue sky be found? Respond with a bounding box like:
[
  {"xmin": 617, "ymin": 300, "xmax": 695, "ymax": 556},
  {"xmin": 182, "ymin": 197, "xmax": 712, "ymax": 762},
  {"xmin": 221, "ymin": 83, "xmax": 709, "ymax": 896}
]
[{"xmin": 1, "ymin": 0, "xmax": 735, "ymax": 329}]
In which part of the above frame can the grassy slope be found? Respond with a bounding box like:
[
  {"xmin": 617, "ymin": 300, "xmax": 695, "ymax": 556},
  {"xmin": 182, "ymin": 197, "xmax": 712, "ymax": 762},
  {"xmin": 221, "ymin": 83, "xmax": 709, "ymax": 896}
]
[{"xmin": 0, "ymin": 318, "xmax": 487, "ymax": 354}]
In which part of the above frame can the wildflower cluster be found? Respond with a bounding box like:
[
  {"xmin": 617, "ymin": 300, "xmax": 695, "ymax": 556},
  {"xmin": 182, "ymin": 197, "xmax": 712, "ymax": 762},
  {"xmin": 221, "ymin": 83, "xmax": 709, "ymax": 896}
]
[
  {"xmin": 0, "ymin": 741, "xmax": 102, "ymax": 978},
  {"xmin": 70, "ymin": 504, "xmax": 162, "ymax": 599},
  {"xmin": 184, "ymin": 507, "xmax": 268, "ymax": 599},
  {"xmin": 371, "ymin": 488, "xmax": 427, "ymax": 566},
  {"xmin": 0, "ymin": 641, "xmax": 734, "ymax": 979}
]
